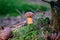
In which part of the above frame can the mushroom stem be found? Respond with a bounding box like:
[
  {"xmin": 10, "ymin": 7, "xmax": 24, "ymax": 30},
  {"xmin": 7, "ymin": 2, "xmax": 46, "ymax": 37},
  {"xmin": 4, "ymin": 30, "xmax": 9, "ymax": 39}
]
[{"xmin": 27, "ymin": 17, "xmax": 33, "ymax": 24}]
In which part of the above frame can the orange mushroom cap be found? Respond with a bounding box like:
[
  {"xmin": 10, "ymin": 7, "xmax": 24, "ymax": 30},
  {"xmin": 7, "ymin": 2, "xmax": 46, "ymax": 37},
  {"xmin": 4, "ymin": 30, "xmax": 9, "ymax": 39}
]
[{"xmin": 25, "ymin": 12, "xmax": 34, "ymax": 17}]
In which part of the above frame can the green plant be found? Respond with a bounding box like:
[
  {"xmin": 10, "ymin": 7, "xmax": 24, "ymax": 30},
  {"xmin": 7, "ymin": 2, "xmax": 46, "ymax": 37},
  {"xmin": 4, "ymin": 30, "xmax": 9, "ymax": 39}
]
[
  {"xmin": 11, "ymin": 24, "xmax": 36, "ymax": 40},
  {"xmin": 11, "ymin": 24, "xmax": 46, "ymax": 40}
]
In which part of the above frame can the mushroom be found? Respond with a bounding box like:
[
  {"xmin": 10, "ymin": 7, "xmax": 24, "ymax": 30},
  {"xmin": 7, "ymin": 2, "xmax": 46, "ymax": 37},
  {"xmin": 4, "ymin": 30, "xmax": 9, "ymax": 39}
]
[
  {"xmin": 25, "ymin": 12, "xmax": 34, "ymax": 18},
  {"xmin": 25, "ymin": 12, "xmax": 34, "ymax": 24}
]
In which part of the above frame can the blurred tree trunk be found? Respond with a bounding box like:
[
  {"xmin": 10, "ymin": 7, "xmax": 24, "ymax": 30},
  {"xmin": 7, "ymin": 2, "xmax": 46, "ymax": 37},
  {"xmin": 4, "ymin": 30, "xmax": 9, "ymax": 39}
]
[{"xmin": 51, "ymin": 7, "xmax": 60, "ymax": 31}]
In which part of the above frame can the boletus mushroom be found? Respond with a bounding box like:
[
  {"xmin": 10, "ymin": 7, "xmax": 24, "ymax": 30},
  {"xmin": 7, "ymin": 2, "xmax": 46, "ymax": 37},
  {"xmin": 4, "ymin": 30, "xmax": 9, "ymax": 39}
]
[{"xmin": 25, "ymin": 12, "xmax": 34, "ymax": 24}]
